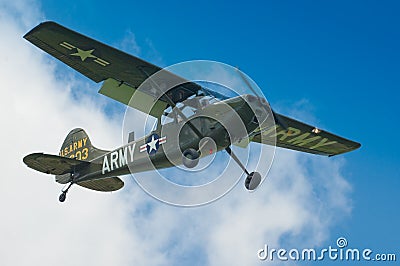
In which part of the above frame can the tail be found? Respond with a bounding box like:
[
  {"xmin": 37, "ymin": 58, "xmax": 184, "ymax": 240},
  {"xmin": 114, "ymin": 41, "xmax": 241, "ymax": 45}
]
[
  {"xmin": 59, "ymin": 128, "xmax": 108, "ymax": 161},
  {"xmin": 24, "ymin": 128, "xmax": 124, "ymax": 193}
]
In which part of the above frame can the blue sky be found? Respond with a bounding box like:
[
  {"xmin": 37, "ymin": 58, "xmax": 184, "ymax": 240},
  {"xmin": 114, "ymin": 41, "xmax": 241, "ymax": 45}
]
[{"xmin": 1, "ymin": 0, "xmax": 399, "ymax": 265}]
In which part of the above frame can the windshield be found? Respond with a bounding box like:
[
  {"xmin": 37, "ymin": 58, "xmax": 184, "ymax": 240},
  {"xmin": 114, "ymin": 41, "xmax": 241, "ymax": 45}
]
[{"xmin": 157, "ymin": 81, "xmax": 240, "ymax": 129}]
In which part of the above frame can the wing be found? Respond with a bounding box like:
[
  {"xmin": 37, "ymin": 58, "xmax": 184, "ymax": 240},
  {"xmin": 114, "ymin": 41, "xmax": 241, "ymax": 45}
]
[
  {"xmin": 77, "ymin": 177, "xmax": 124, "ymax": 192},
  {"xmin": 23, "ymin": 153, "xmax": 89, "ymax": 175},
  {"xmin": 24, "ymin": 21, "xmax": 201, "ymax": 117},
  {"xmin": 251, "ymin": 113, "xmax": 361, "ymax": 156}
]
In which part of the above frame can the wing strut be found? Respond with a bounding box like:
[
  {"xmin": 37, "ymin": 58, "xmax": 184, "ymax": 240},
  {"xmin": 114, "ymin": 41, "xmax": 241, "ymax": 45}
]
[{"xmin": 137, "ymin": 67, "xmax": 204, "ymax": 139}]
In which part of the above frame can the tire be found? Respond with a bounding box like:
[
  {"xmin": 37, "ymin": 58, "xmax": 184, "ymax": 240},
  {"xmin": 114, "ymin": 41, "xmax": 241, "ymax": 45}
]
[
  {"xmin": 59, "ymin": 193, "xmax": 66, "ymax": 202},
  {"xmin": 182, "ymin": 148, "xmax": 200, "ymax": 168},
  {"xmin": 245, "ymin": 172, "xmax": 262, "ymax": 191}
]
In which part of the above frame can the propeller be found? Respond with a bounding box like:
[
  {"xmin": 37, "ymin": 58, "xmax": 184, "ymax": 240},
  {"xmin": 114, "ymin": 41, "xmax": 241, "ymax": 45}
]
[{"xmin": 235, "ymin": 67, "xmax": 288, "ymax": 130}]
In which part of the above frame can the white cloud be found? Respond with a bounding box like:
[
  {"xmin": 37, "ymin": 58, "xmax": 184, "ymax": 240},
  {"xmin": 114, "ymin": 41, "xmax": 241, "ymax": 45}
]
[
  {"xmin": 115, "ymin": 29, "xmax": 164, "ymax": 67},
  {"xmin": 0, "ymin": 1, "xmax": 352, "ymax": 266},
  {"xmin": 118, "ymin": 30, "xmax": 141, "ymax": 56},
  {"xmin": 0, "ymin": 3, "xmax": 141, "ymax": 266}
]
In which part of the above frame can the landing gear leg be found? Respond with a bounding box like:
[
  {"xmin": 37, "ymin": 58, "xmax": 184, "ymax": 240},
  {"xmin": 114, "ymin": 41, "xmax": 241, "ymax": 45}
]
[
  {"xmin": 225, "ymin": 147, "xmax": 261, "ymax": 191},
  {"xmin": 59, "ymin": 180, "xmax": 74, "ymax": 202}
]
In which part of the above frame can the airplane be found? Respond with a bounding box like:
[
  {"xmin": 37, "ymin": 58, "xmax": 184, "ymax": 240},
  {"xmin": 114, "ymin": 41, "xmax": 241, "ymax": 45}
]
[{"xmin": 22, "ymin": 22, "xmax": 361, "ymax": 202}]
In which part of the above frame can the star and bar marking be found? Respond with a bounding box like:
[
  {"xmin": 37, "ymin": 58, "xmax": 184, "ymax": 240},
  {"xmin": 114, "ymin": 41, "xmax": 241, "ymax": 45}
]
[
  {"xmin": 140, "ymin": 133, "xmax": 167, "ymax": 155},
  {"xmin": 59, "ymin": 41, "xmax": 110, "ymax": 66}
]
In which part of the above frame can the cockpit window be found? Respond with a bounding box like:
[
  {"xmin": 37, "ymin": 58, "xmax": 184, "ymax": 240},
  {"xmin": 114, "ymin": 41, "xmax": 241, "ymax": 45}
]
[{"xmin": 159, "ymin": 94, "xmax": 220, "ymax": 126}]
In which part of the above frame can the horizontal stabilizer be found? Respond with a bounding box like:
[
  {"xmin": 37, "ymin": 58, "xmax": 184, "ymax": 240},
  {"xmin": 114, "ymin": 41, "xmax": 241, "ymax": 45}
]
[
  {"xmin": 23, "ymin": 153, "xmax": 89, "ymax": 175},
  {"xmin": 77, "ymin": 177, "xmax": 124, "ymax": 192}
]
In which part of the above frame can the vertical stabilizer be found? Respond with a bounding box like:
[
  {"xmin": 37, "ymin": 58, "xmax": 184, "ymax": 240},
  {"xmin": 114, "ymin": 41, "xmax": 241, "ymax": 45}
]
[{"xmin": 59, "ymin": 128, "xmax": 108, "ymax": 161}]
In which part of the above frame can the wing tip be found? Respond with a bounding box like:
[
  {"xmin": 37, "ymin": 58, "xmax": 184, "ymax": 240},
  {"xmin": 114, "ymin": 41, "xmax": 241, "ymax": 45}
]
[
  {"xmin": 328, "ymin": 141, "xmax": 361, "ymax": 157},
  {"xmin": 23, "ymin": 21, "xmax": 59, "ymax": 40},
  {"xmin": 349, "ymin": 141, "xmax": 362, "ymax": 152},
  {"xmin": 354, "ymin": 142, "xmax": 361, "ymax": 149}
]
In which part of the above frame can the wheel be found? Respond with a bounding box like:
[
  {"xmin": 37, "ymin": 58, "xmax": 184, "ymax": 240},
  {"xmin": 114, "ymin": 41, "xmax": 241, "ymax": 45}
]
[
  {"xmin": 245, "ymin": 172, "xmax": 262, "ymax": 191},
  {"xmin": 182, "ymin": 148, "xmax": 200, "ymax": 168},
  {"xmin": 59, "ymin": 192, "xmax": 66, "ymax": 202}
]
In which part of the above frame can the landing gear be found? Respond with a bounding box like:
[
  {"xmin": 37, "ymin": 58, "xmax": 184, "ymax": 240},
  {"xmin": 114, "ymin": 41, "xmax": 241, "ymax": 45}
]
[
  {"xmin": 59, "ymin": 192, "xmax": 67, "ymax": 202},
  {"xmin": 225, "ymin": 147, "xmax": 262, "ymax": 191},
  {"xmin": 58, "ymin": 179, "xmax": 74, "ymax": 202},
  {"xmin": 245, "ymin": 172, "xmax": 262, "ymax": 191},
  {"xmin": 182, "ymin": 148, "xmax": 200, "ymax": 168}
]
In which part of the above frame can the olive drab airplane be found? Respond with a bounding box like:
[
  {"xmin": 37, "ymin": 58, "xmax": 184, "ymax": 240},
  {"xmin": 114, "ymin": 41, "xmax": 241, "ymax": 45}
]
[{"xmin": 22, "ymin": 22, "xmax": 361, "ymax": 202}]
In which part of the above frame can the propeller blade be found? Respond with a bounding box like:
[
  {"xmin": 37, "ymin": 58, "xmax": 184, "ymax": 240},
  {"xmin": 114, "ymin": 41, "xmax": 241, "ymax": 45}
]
[{"xmin": 235, "ymin": 67, "xmax": 288, "ymax": 130}]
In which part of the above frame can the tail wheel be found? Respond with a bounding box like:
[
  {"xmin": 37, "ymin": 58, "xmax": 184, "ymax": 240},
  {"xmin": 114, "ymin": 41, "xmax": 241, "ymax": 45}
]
[{"xmin": 59, "ymin": 192, "xmax": 66, "ymax": 202}]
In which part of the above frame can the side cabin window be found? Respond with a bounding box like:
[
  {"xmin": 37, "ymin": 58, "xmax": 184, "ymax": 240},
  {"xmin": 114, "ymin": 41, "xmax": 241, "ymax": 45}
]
[
  {"xmin": 160, "ymin": 105, "xmax": 197, "ymax": 126},
  {"xmin": 161, "ymin": 114, "xmax": 174, "ymax": 126},
  {"xmin": 159, "ymin": 95, "xmax": 216, "ymax": 127},
  {"xmin": 160, "ymin": 106, "xmax": 174, "ymax": 126}
]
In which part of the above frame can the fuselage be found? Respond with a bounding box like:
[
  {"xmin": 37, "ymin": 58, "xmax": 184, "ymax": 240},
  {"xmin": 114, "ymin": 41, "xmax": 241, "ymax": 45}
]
[{"xmin": 74, "ymin": 94, "xmax": 266, "ymax": 183}]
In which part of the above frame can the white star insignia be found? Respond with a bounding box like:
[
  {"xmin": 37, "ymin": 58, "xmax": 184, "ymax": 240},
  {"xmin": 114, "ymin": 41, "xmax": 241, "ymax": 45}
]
[{"xmin": 147, "ymin": 135, "xmax": 159, "ymax": 152}]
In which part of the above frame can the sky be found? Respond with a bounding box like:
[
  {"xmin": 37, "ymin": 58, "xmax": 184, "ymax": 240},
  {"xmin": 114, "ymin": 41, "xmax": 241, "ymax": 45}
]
[{"xmin": 0, "ymin": 0, "xmax": 399, "ymax": 265}]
